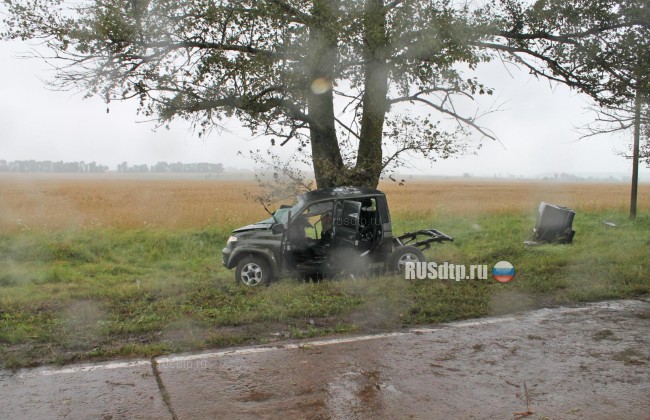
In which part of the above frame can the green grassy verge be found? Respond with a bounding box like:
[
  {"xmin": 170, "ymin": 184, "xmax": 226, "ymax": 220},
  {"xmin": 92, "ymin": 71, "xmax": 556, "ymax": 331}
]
[{"xmin": 1, "ymin": 211, "xmax": 648, "ymax": 369}]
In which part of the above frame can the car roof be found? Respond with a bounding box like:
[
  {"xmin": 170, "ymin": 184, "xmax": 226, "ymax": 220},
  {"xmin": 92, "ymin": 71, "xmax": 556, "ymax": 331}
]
[{"xmin": 299, "ymin": 186, "xmax": 384, "ymax": 203}]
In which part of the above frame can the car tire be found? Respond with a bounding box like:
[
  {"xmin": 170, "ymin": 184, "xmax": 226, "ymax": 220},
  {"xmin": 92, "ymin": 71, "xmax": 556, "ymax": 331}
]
[
  {"xmin": 235, "ymin": 255, "xmax": 272, "ymax": 287},
  {"xmin": 389, "ymin": 246, "xmax": 425, "ymax": 273}
]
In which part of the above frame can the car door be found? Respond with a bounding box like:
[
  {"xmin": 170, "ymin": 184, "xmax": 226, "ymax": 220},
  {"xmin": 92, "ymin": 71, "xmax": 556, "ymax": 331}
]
[
  {"xmin": 282, "ymin": 200, "xmax": 335, "ymax": 268},
  {"xmin": 332, "ymin": 200, "xmax": 361, "ymax": 248}
]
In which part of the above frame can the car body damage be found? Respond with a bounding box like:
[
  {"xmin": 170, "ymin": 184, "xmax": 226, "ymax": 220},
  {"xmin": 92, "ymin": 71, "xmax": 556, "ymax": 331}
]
[{"xmin": 223, "ymin": 187, "xmax": 453, "ymax": 286}]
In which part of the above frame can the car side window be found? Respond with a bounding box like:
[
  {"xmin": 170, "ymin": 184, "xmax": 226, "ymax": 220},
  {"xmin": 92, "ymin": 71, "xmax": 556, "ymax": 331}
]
[
  {"xmin": 296, "ymin": 201, "xmax": 335, "ymax": 240},
  {"xmin": 335, "ymin": 201, "xmax": 362, "ymax": 230}
]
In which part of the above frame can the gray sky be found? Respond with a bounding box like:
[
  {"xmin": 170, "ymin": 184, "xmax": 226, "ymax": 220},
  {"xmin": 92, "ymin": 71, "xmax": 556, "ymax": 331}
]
[{"xmin": 1, "ymin": 40, "xmax": 647, "ymax": 179}]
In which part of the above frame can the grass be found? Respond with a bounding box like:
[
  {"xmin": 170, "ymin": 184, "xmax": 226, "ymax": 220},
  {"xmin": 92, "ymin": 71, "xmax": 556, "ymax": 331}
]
[
  {"xmin": 0, "ymin": 208, "xmax": 648, "ymax": 369},
  {"xmin": 0, "ymin": 176, "xmax": 648, "ymax": 369}
]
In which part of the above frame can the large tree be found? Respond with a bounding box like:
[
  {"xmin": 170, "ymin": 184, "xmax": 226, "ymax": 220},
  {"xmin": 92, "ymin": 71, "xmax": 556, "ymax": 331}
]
[{"xmin": 3, "ymin": 0, "xmax": 648, "ymax": 188}]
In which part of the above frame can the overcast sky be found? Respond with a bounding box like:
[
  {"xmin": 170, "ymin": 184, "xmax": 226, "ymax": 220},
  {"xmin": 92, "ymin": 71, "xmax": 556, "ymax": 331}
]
[{"xmin": 1, "ymin": 40, "xmax": 647, "ymax": 179}]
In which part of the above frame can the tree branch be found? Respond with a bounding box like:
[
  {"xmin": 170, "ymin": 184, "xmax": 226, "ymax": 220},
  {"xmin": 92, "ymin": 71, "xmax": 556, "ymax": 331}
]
[
  {"xmin": 139, "ymin": 40, "xmax": 276, "ymax": 58},
  {"xmin": 496, "ymin": 23, "xmax": 635, "ymax": 46},
  {"xmin": 265, "ymin": 0, "xmax": 312, "ymax": 24},
  {"xmin": 156, "ymin": 87, "xmax": 315, "ymax": 127},
  {"xmin": 390, "ymin": 95, "xmax": 496, "ymax": 141},
  {"xmin": 382, "ymin": 0, "xmax": 406, "ymax": 12},
  {"xmin": 335, "ymin": 117, "xmax": 362, "ymax": 141},
  {"xmin": 390, "ymin": 87, "xmax": 472, "ymax": 103},
  {"xmin": 470, "ymin": 40, "xmax": 591, "ymax": 90}
]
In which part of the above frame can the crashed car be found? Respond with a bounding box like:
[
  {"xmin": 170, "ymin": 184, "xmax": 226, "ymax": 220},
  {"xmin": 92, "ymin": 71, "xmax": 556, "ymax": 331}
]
[{"xmin": 222, "ymin": 186, "xmax": 453, "ymax": 286}]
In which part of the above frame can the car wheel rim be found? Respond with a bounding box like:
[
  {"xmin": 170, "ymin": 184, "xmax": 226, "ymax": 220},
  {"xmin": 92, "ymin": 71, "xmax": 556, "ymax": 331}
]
[
  {"xmin": 397, "ymin": 253, "xmax": 420, "ymax": 270},
  {"xmin": 241, "ymin": 263, "xmax": 263, "ymax": 286}
]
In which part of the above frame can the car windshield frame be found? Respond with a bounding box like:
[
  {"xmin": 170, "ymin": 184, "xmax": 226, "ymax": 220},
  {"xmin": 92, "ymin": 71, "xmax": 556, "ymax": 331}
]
[{"xmin": 255, "ymin": 198, "xmax": 304, "ymax": 225}]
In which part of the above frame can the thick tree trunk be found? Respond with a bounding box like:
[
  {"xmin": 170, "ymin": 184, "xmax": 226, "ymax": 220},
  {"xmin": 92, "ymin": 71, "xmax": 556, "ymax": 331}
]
[
  {"xmin": 355, "ymin": 0, "xmax": 389, "ymax": 189},
  {"xmin": 308, "ymin": 93, "xmax": 345, "ymax": 188},
  {"xmin": 307, "ymin": 0, "xmax": 346, "ymax": 189},
  {"xmin": 306, "ymin": 0, "xmax": 390, "ymax": 189}
]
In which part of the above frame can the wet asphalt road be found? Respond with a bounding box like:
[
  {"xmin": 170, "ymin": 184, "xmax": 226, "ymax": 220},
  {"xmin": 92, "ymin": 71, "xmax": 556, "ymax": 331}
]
[{"xmin": 2, "ymin": 299, "xmax": 649, "ymax": 419}]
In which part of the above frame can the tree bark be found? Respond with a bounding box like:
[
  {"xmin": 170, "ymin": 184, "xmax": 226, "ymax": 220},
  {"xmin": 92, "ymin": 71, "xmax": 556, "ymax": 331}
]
[
  {"xmin": 355, "ymin": 0, "xmax": 389, "ymax": 188},
  {"xmin": 307, "ymin": 0, "xmax": 346, "ymax": 189}
]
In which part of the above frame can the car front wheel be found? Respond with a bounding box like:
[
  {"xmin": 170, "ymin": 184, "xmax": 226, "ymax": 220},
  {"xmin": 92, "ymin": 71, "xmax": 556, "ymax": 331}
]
[{"xmin": 235, "ymin": 256, "xmax": 272, "ymax": 287}]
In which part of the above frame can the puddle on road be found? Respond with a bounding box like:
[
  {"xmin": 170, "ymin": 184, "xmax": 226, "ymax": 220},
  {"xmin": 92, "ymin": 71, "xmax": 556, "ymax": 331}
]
[{"xmin": 326, "ymin": 369, "xmax": 385, "ymax": 417}]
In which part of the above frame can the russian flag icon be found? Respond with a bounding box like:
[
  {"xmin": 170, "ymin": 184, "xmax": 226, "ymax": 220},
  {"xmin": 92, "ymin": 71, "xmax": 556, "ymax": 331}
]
[{"xmin": 492, "ymin": 261, "xmax": 515, "ymax": 283}]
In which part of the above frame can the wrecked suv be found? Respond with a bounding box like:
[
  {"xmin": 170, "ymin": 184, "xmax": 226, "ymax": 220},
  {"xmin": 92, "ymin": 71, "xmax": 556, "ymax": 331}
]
[{"xmin": 222, "ymin": 186, "xmax": 453, "ymax": 286}]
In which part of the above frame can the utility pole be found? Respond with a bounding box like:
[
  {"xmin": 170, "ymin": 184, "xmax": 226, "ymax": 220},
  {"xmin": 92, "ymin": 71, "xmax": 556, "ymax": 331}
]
[{"xmin": 630, "ymin": 83, "xmax": 642, "ymax": 220}]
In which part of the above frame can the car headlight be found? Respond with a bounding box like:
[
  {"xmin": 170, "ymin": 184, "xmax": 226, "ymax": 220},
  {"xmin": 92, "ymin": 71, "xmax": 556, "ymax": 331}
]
[{"xmin": 227, "ymin": 235, "xmax": 238, "ymax": 244}]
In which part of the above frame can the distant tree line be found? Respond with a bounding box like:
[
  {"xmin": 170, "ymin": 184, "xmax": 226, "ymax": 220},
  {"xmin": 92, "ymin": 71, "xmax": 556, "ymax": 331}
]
[
  {"xmin": 117, "ymin": 162, "xmax": 224, "ymax": 173},
  {"xmin": 0, "ymin": 160, "xmax": 109, "ymax": 172},
  {"xmin": 0, "ymin": 160, "xmax": 225, "ymax": 173}
]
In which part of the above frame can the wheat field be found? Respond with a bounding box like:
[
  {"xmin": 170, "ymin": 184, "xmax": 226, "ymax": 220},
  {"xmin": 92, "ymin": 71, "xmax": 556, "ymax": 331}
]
[{"xmin": 0, "ymin": 174, "xmax": 648, "ymax": 231}]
